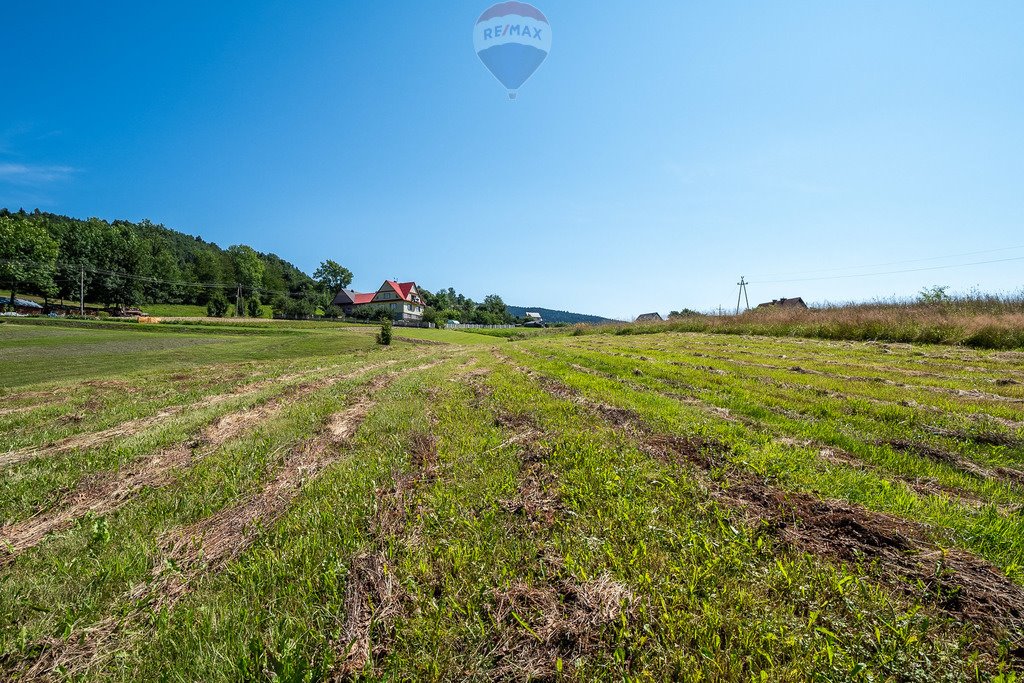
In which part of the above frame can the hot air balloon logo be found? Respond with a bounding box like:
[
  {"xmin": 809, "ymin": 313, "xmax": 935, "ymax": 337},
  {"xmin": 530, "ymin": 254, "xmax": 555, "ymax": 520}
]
[{"xmin": 474, "ymin": 2, "xmax": 551, "ymax": 99}]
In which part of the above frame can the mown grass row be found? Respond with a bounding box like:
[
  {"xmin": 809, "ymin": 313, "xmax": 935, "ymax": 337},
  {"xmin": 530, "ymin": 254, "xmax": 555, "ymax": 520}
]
[
  {"xmin": 529, "ymin": 340, "xmax": 1024, "ymax": 469},
  {"xmin": 505, "ymin": 344, "xmax": 1024, "ymax": 586},
  {"xmin": 2, "ymin": 325, "xmax": 1021, "ymax": 680},
  {"xmin": 98, "ymin": 350, "xmax": 1001, "ymax": 680},
  {"xmin": 0, "ymin": 351, "xmax": 446, "ymax": 679},
  {"xmin": 369, "ymin": 355, "xmax": 1006, "ymax": 679}
]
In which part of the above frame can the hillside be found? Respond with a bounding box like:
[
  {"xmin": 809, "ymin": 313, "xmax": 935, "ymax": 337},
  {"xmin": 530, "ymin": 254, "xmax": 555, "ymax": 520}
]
[
  {"xmin": 507, "ymin": 305, "xmax": 618, "ymax": 325},
  {"xmin": 0, "ymin": 209, "xmax": 315, "ymax": 309}
]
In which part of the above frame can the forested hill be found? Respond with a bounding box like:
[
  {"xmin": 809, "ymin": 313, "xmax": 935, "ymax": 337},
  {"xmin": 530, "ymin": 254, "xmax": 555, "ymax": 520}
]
[
  {"xmin": 506, "ymin": 305, "xmax": 619, "ymax": 325},
  {"xmin": 0, "ymin": 208, "xmax": 315, "ymax": 307}
]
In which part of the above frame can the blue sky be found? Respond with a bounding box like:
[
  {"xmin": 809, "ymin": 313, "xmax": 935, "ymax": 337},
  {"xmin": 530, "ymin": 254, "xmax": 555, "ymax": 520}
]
[{"xmin": 2, "ymin": 1, "xmax": 1022, "ymax": 319}]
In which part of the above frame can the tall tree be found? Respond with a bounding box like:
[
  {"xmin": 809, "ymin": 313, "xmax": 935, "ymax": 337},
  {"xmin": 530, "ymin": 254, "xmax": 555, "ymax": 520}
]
[
  {"xmin": 313, "ymin": 259, "xmax": 353, "ymax": 294},
  {"xmin": 0, "ymin": 215, "xmax": 58, "ymax": 309},
  {"xmin": 228, "ymin": 245, "xmax": 265, "ymax": 315}
]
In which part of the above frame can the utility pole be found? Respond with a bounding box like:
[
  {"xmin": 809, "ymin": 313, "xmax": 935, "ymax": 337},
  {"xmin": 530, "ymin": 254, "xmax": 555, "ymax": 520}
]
[
  {"xmin": 735, "ymin": 277, "xmax": 750, "ymax": 316},
  {"xmin": 236, "ymin": 283, "xmax": 242, "ymax": 317},
  {"xmin": 79, "ymin": 266, "xmax": 85, "ymax": 316}
]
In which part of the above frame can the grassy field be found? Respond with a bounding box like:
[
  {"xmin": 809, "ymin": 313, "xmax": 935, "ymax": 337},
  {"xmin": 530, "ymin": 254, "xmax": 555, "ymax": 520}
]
[
  {"xmin": 1, "ymin": 320, "xmax": 1022, "ymax": 681},
  {"xmin": 581, "ymin": 298, "xmax": 1024, "ymax": 350}
]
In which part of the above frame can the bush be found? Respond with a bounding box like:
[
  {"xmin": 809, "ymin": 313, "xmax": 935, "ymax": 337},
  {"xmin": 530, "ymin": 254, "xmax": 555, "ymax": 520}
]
[
  {"xmin": 207, "ymin": 295, "xmax": 229, "ymax": 318},
  {"xmin": 245, "ymin": 296, "xmax": 262, "ymax": 319},
  {"xmin": 272, "ymin": 295, "xmax": 316, "ymax": 319},
  {"xmin": 349, "ymin": 305, "xmax": 392, "ymax": 322},
  {"xmin": 376, "ymin": 319, "xmax": 393, "ymax": 346}
]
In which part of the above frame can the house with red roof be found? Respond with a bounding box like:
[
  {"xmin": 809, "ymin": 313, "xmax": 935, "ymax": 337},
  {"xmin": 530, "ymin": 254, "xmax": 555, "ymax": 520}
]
[{"xmin": 332, "ymin": 280, "xmax": 425, "ymax": 321}]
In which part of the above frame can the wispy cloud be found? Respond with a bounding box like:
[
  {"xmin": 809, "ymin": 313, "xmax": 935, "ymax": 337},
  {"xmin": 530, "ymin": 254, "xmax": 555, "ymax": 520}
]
[{"xmin": 0, "ymin": 162, "xmax": 76, "ymax": 184}]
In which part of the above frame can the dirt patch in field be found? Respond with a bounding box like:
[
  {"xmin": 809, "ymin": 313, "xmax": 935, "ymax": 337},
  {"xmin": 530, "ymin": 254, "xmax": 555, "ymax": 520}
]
[
  {"xmin": 924, "ymin": 423, "xmax": 1023, "ymax": 448},
  {"xmin": 369, "ymin": 431, "xmax": 439, "ymax": 542},
  {"xmin": 488, "ymin": 574, "xmax": 634, "ymax": 680},
  {"xmin": 494, "ymin": 409, "xmax": 561, "ymax": 531}
]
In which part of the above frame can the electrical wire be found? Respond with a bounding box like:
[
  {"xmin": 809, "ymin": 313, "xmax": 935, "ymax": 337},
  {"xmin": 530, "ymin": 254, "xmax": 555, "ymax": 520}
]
[
  {"xmin": 754, "ymin": 255, "xmax": 1024, "ymax": 284},
  {"xmin": 749, "ymin": 244, "xmax": 1024, "ymax": 280}
]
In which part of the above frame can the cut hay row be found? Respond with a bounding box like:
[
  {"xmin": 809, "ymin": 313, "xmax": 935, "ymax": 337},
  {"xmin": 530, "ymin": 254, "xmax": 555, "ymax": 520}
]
[
  {"xmin": 524, "ymin": 345, "xmax": 1024, "ymax": 493},
  {"xmin": 0, "ymin": 359, "xmax": 413, "ymax": 561},
  {"xmin": 18, "ymin": 369, "xmax": 407, "ymax": 680},
  {"xmin": 18, "ymin": 356, "xmax": 453, "ymax": 680},
  {"xmin": 335, "ymin": 362, "xmax": 485, "ymax": 675},
  {"xmin": 0, "ymin": 356, "xmax": 410, "ymax": 469},
  {"xmin": 509, "ymin": 361, "xmax": 1024, "ymax": 657},
  {"xmin": 487, "ymin": 396, "xmax": 633, "ymax": 679}
]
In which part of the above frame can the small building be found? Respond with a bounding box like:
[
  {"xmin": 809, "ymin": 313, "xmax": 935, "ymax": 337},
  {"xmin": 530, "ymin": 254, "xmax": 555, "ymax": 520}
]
[
  {"xmin": 756, "ymin": 297, "xmax": 808, "ymax": 310},
  {"xmin": 635, "ymin": 312, "xmax": 664, "ymax": 322},
  {"xmin": 0, "ymin": 296, "xmax": 44, "ymax": 315},
  {"xmin": 525, "ymin": 312, "xmax": 543, "ymax": 322},
  {"xmin": 332, "ymin": 280, "xmax": 425, "ymax": 321}
]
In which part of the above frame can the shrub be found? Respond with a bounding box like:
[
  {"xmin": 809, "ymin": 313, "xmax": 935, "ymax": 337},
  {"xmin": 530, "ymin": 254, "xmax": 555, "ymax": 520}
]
[
  {"xmin": 376, "ymin": 319, "xmax": 393, "ymax": 346},
  {"xmin": 322, "ymin": 305, "xmax": 345, "ymax": 319},
  {"xmin": 246, "ymin": 297, "xmax": 262, "ymax": 318},
  {"xmin": 207, "ymin": 295, "xmax": 229, "ymax": 318}
]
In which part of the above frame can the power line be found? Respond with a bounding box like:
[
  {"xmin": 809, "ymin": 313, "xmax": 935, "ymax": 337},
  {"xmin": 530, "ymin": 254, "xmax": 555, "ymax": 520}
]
[
  {"xmin": 754, "ymin": 254, "xmax": 1024, "ymax": 284},
  {"xmin": 749, "ymin": 243, "xmax": 1024, "ymax": 280}
]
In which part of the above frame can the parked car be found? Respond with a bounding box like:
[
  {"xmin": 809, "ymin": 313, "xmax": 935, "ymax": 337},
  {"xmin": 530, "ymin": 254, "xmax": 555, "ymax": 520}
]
[{"xmin": 523, "ymin": 320, "xmax": 547, "ymax": 328}]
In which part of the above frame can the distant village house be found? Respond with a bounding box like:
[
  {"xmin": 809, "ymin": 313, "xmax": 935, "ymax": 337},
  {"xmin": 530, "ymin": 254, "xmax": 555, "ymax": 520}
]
[
  {"xmin": 756, "ymin": 297, "xmax": 808, "ymax": 310},
  {"xmin": 332, "ymin": 280, "xmax": 425, "ymax": 321},
  {"xmin": 635, "ymin": 312, "xmax": 664, "ymax": 322}
]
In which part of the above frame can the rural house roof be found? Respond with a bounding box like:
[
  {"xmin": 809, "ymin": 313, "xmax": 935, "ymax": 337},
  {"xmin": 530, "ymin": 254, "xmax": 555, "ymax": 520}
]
[
  {"xmin": 756, "ymin": 297, "xmax": 808, "ymax": 309},
  {"xmin": 384, "ymin": 281, "xmax": 418, "ymax": 301},
  {"xmin": 333, "ymin": 281, "xmax": 419, "ymax": 307},
  {"xmin": 635, "ymin": 312, "xmax": 664, "ymax": 322}
]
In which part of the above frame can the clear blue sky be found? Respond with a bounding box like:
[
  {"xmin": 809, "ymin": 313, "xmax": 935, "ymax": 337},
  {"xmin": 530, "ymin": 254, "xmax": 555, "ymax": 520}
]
[{"xmin": 2, "ymin": 1, "xmax": 1022, "ymax": 319}]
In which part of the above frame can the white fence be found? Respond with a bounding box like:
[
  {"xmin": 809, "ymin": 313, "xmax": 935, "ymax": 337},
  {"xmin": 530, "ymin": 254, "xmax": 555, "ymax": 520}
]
[{"xmin": 445, "ymin": 323, "xmax": 517, "ymax": 329}]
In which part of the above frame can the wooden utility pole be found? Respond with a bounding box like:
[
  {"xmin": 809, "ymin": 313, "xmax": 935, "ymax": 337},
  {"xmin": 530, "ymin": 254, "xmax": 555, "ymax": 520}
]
[
  {"xmin": 236, "ymin": 283, "xmax": 242, "ymax": 316},
  {"xmin": 735, "ymin": 277, "xmax": 750, "ymax": 315},
  {"xmin": 79, "ymin": 266, "xmax": 85, "ymax": 316}
]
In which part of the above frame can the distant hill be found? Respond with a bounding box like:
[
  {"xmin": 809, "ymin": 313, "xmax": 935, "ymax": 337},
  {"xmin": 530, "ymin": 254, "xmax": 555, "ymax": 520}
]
[{"xmin": 507, "ymin": 306, "xmax": 619, "ymax": 325}]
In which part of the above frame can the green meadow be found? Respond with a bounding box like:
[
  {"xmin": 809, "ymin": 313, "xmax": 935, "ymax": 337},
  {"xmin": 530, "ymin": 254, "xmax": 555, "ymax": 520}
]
[{"xmin": 1, "ymin": 319, "xmax": 1021, "ymax": 681}]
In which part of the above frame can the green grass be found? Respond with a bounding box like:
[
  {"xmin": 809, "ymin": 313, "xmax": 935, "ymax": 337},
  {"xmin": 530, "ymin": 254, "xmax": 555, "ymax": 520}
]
[
  {"xmin": 0, "ymin": 321, "xmax": 381, "ymax": 387},
  {"xmin": 573, "ymin": 301, "xmax": 1024, "ymax": 350},
  {"xmin": 1, "ymin": 323, "xmax": 1022, "ymax": 680}
]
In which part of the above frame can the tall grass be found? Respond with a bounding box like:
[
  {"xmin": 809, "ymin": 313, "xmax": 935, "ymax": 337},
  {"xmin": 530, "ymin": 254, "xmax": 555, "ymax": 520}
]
[{"xmin": 585, "ymin": 294, "xmax": 1024, "ymax": 349}]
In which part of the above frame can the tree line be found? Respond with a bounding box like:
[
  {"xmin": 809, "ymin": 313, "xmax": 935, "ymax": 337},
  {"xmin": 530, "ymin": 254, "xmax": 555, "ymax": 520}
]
[
  {"xmin": 0, "ymin": 209, "xmax": 324, "ymax": 315},
  {"xmin": 0, "ymin": 209, "xmax": 522, "ymax": 324}
]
